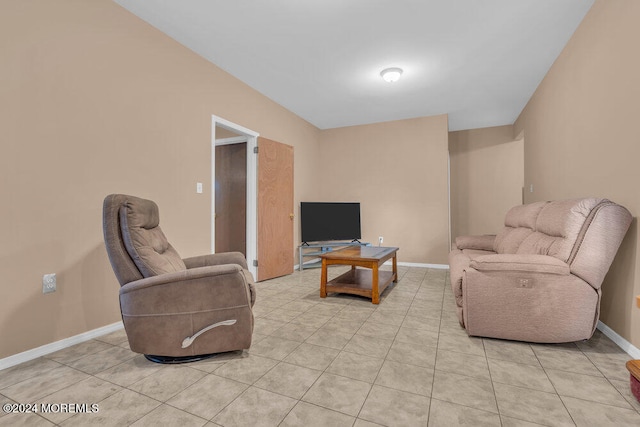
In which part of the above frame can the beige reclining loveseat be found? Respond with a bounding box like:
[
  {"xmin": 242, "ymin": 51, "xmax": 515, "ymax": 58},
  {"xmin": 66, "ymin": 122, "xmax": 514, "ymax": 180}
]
[{"xmin": 449, "ymin": 198, "xmax": 631, "ymax": 343}]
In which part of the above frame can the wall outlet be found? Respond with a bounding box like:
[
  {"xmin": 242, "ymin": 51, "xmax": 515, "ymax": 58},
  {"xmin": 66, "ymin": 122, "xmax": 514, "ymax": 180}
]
[
  {"xmin": 196, "ymin": 182, "xmax": 203, "ymax": 194},
  {"xmin": 43, "ymin": 273, "xmax": 56, "ymax": 294},
  {"xmin": 378, "ymin": 236, "xmax": 384, "ymax": 245}
]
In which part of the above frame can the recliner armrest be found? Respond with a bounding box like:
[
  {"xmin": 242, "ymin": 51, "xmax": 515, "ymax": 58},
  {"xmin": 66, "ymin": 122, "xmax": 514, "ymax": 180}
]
[
  {"xmin": 120, "ymin": 264, "xmax": 245, "ymax": 293},
  {"xmin": 183, "ymin": 252, "xmax": 249, "ymax": 270},
  {"xmin": 455, "ymin": 235, "xmax": 496, "ymax": 251},
  {"xmin": 120, "ymin": 264, "xmax": 255, "ymax": 314},
  {"xmin": 182, "ymin": 253, "xmax": 256, "ymax": 306},
  {"xmin": 470, "ymin": 254, "xmax": 570, "ymax": 275}
]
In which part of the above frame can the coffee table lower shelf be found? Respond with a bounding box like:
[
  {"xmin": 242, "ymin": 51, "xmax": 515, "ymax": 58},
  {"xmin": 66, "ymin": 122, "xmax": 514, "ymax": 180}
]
[{"xmin": 324, "ymin": 269, "xmax": 395, "ymax": 301}]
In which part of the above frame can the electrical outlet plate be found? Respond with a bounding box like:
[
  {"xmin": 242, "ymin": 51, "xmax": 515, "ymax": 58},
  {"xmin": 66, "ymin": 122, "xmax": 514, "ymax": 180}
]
[
  {"xmin": 43, "ymin": 273, "xmax": 56, "ymax": 294},
  {"xmin": 378, "ymin": 236, "xmax": 384, "ymax": 244}
]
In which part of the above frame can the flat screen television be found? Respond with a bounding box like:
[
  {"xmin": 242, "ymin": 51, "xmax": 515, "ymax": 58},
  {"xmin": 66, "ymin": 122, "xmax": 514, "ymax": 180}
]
[{"xmin": 300, "ymin": 202, "xmax": 361, "ymax": 243}]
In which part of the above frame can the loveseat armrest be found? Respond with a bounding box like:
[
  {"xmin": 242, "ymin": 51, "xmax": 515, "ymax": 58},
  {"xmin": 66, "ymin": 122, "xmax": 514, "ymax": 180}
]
[
  {"xmin": 470, "ymin": 254, "xmax": 570, "ymax": 275},
  {"xmin": 183, "ymin": 252, "xmax": 248, "ymax": 270},
  {"xmin": 455, "ymin": 235, "xmax": 496, "ymax": 251}
]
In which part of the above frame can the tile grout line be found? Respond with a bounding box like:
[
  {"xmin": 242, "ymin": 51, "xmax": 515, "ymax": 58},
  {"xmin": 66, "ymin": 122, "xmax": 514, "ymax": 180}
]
[
  {"xmin": 428, "ymin": 268, "xmax": 447, "ymax": 426},
  {"xmin": 352, "ymin": 266, "xmax": 416, "ymax": 423}
]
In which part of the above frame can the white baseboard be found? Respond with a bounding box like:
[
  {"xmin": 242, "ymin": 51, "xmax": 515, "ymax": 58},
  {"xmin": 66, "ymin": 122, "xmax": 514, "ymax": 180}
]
[
  {"xmin": 397, "ymin": 262, "xmax": 449, "ymax": 269},
  {"xmin": 0, "ymin": 322, "xmax": 124, "ymax": 371},
  {"xmin": 597, "ymin": 320, "xmax": 640, "ymax": 359},
  {"xmin": 382, "ymin": 261, "xmax": 449, "ymax": 269}
]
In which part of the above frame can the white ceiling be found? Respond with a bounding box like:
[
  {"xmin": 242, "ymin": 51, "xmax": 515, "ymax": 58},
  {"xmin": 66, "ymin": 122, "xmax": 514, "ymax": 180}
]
[{"xmin": 114, "ymin": 0, "xmax": 594, "ymax": 131}]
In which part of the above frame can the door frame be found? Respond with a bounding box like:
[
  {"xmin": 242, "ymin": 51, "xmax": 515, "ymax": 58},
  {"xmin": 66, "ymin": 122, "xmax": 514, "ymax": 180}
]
[{"xmin": 211, "ymin": 115, "xmax": 259, "ymax": 279}]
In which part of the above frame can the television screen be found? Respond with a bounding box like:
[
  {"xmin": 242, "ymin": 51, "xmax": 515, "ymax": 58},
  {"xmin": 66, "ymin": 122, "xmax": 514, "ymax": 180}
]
[{"xmin": 300, "ymin": 202, "xmax": 361, "ymax": 243}]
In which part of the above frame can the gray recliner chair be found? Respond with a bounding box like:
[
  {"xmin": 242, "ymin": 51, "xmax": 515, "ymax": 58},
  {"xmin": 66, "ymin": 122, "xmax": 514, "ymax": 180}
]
[{"xmin": 102, "ymin": 194, "xmax": 256, "ymax": 363}]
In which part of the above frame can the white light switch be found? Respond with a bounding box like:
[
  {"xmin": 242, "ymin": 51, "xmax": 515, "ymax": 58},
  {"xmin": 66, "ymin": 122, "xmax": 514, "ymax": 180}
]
[{"xmin": 196, "ymin": 182, "xmax": 203, "ymax": 194}]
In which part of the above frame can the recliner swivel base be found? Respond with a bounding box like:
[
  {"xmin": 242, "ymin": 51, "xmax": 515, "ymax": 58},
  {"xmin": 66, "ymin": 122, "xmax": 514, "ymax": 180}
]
[{"xmin": 144, "ymin": 353, "xmax": 220, "ymax": 364}]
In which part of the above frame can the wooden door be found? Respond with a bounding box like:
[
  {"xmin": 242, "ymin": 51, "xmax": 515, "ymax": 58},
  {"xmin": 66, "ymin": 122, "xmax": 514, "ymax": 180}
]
[
  {"xmin": 215, "ymin": 143, "xmax": 247, "ymax": 255},
  {"xmin": 257, "ymin": 137, "xmax": 294, "ymax": 281}
]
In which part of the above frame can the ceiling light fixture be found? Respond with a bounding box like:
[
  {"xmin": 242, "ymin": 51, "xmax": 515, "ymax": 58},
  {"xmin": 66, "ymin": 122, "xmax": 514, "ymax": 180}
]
[{"xmin": 380, "ymin": 67, "xmax": 403, "ymax": 83}]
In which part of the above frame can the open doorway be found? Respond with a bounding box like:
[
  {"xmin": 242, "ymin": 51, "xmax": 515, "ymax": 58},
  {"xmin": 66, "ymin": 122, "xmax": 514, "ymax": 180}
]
[
  {"xmin": 214, "ymin": 127, "xmax": 247, "ymax": 255},
  {"xmin": 211, "ymin": 116, "xmax": 258, "ymax": 279}
]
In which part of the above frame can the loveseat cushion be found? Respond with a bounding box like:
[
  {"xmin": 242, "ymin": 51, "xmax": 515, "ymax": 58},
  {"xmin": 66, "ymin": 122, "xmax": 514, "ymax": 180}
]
[
  {"xmin": 120, "ymin": 197, "xmax": 187, "ymax": 277},
  {"xmin": 516, "ymin": 198, "xmax": 603, "ymax": 262},
  {"xmin": 461, "ymin": 249, "xmax": 495, "ymax": 259},
  {"xmin": 493, "ymin": 201, "xmax": 547, "ymax": 253},
  {"xmin": 493, "ymin": 228, "xmax": 534, "ymax": 254}
]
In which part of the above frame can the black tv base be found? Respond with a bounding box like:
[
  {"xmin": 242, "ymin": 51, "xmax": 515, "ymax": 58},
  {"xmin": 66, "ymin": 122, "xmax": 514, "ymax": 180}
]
[{"xmin": 298, "ymin": 241, "xmax": 370, "ymax": 271}]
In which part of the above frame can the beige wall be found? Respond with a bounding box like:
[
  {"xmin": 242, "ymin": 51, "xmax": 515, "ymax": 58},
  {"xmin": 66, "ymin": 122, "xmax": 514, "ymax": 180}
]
[
  {"xmin": 214, "ymin": 126, "xmax": 241, "ymax": 139},
  {"xmin": 514, "ymin": 0, "xmax": 640, "ymax": 347},
  {"xmin": 449, "ymin": 125, "xmax": 524, "ymax": 239},
  {"xmin": 318, "ymin": 116, "xmax": 450, "ymax": 265},
  {"xmin": 0, "ymin": 0, "xmax": 322, "ymax": 359}
]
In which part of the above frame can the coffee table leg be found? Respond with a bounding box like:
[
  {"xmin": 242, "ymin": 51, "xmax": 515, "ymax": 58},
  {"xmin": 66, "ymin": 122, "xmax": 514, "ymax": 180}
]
[
  {"xmin": 392, "ymin": 253, "xmax": 398, "ymax": 283},
  {"xmin": 372, "ymin": 264, "xmax": 380, "ymax": 304},
  {"xmin": 320, "ymin": 258, "xmax": 327, "ymax": 298}
]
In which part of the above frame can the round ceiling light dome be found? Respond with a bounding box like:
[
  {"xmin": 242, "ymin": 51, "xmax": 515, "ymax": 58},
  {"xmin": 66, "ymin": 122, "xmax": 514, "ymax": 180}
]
[{"xmin": 380, "ymin": 67, "xmax": 403, "ymax": 83}]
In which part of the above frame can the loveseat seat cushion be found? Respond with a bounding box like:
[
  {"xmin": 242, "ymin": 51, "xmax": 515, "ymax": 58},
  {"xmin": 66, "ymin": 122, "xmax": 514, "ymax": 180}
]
[
  {"xmin": 516, "ymin": 198, "xmax": 603, "ymax": 262},
  {"xmin": 461, "ymin": 248, "xmax": 496, "ymax": 259},
  {"xmin": 120, "ymin": 197, "xmax": 187, "ymax": 277}
]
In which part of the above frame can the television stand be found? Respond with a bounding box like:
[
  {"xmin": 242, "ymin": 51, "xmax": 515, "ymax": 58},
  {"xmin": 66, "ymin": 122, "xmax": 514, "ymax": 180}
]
[{"xmin": 298, "ymin": 241, "xmax": 370, "ymax": 271}]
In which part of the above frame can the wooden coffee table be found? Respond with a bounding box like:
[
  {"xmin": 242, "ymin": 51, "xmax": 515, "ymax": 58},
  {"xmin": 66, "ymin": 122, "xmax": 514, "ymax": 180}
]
[{"xmin": 319, "ymin": 246, "xmax": 399, "ymax": 304}]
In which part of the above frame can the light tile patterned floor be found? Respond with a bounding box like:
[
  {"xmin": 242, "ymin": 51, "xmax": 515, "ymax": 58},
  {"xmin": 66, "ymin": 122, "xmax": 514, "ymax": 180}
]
[{"xmin": 1, "ymin": 266, "xmax": 640, "ymax": 426}]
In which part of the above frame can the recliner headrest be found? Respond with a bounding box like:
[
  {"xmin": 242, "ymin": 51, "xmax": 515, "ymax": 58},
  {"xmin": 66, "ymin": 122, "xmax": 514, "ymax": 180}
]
[
  {"xmin": 118, "ymin": 195, "xmax": 186, "ymax": 277},
  {"xmin": 122, "ymin": 197, "xmax": 160, "ymax": 229}
]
